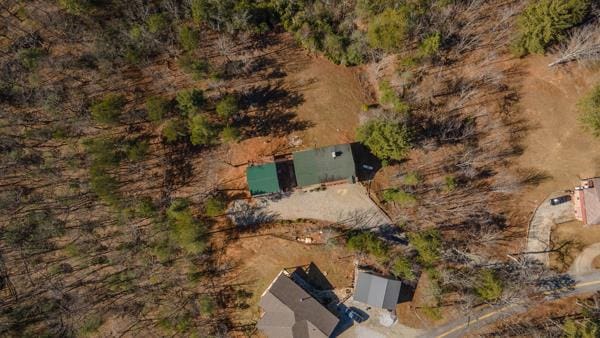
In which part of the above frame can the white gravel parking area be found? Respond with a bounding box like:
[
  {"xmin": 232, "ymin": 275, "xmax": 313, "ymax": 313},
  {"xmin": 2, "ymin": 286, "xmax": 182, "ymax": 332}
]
[{"xmin": 257, "ymin": 183, "xmax": 392, "ymax": 228}]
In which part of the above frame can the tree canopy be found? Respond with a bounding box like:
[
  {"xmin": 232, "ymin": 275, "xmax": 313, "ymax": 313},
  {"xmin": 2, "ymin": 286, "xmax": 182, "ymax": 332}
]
[
  {"xmin": 356, "ymin": 119, "xmax": 412, "ymax": 161},
  {"xmin": 145, "ymin": 96, "xmax": 170, "ymax": 122},
  {"xmin": 367, "ymin": 8, "xmax": 411, "ymax": 52},
  {"xmin": 188, "ymin": 114, "xmax": 218, "ymax": 146},
  {"xmin": 513, "ymin": 0, "xmax": 591, "ymax": 55},
  {"xmin": 176, "ymin": 89, "xmax": 204, "ymax": 116},
  {"xmin": 216, "ymin": 95, "xmax": 239, "ymax": 120},
  {"xmin": 90, "ymin": 94, "xmax": 125, "ymax": 124},
  {"xmin": 474, "ymin": 269, "xmax": 503, "ymax": 302}
]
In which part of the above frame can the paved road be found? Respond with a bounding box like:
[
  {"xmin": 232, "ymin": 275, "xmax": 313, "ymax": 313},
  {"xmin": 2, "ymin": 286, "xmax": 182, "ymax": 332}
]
[
  {"xmin": 525, "ymin": 195, "xmax": 574, "ymax": 265},
  {"xmin": 424, "ymin": 271, "xmax": 600, "ymax": 338}
]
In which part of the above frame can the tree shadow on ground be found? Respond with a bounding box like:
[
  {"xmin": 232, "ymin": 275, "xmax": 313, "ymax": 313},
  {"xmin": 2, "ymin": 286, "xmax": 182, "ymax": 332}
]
[
  {"xmin": 410, "ymin": 113, "xmax": 478, "ymax": 148},
  {"xmin": 239, "ymin": 83, "xmax": 312, "ymax": 137},
  {"xmin": 227, "ymin": 199, "xmax": 279, "ymax": 232}
]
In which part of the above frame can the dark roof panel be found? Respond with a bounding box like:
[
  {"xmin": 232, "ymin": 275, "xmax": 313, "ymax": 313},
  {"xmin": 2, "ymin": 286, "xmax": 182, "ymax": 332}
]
[{"xmin": 293, "ymin": 144, "xmax": 357, "ymax": 187}]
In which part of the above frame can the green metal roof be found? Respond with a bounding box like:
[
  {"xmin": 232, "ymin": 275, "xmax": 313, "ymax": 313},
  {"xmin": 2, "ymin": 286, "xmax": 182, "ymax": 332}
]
[
  {"xmin": 292, "ymin": 144, "xmax": 357, "ymax": 187},
  {"xmin": 247, "ymin": 163, "xmax": 280, "ymax": 196}
]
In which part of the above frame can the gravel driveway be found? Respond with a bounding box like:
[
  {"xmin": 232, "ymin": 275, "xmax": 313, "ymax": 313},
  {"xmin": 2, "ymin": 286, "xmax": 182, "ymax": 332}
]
[
  {"xmin": 259, "ymin": 184, "xmax": 392, "ymax": 228},
  {"xmin": 526, "ymin": 195, "xmax": 574, "ymax": 265},
  {"xmin": 229, "ymin": 184, "xmax": 392, "ymax": 228}
]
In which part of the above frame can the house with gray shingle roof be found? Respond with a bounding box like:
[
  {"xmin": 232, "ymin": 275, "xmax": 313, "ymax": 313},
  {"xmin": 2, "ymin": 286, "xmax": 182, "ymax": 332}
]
[
  {"xmin": 353, "ymin": 270, "xmax": 402, "ymax": 310},
  {"xmin": 257, "ymin": 271, "xmax": 339, "ymax": 338}
]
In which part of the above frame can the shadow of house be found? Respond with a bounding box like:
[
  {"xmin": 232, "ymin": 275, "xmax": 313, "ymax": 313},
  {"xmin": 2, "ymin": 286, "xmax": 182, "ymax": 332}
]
[
  {"xmin": 291, "ymin": 262, "xmax": 334, "ymax": 291},
  {"xmin": 350, "ymin": 142, "xmax": 381, "ymax": 182}
]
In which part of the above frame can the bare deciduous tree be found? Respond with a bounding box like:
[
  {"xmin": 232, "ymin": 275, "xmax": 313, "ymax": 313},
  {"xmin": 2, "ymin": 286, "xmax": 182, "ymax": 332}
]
[{"xmin": 549, "ymin": 23, "xmax": 600, "ymax": 67}]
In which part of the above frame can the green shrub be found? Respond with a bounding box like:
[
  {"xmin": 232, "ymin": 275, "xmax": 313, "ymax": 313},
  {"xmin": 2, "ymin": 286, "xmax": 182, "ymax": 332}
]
[
  {"xmin": 147, "ymin": 13, "xmax": 169, "ymax": 34},
  {"xmin": 216, "ymin": 94, "xmax": 239, "ymax": 120},
  {"xmin": 166, "ymin": 199, "xmax": 207, "ymax": 255},
  {"xmin": 347, "ymin": 231, "xmax": 389, "ymax": 259},
  {"xmin": 367, "ymin": 8, "xmax": 411, "ymax": 51},
  {"xmin": 199, "ymin": 295, "xmax": 216, "ymax": 316},
  {"xmin": 129, "ymin": 25, "xmax": 143, "ymax": 40},
  {"xmin": 390, "ymin": 256, "xmax": 415, "ymax": 280},
  {"xmin": 418, "ymin": 32, "xmax": 441, "ymax": 58},
  {"xmin": 204, "ymin": 195, "xmax": 227, "ymax": 217},
  {"xmin": 444, "ymin": 175, "xmax": 457, "ymax": 192},
  {"xmin": 179, "ymin": 26, "xmax": 199, "ymax": 51},
  {"xmin": 124, "ymin": 139, "xmax": 149, "ymax": 161},
  {"xmin": 153, "ymin": 239, "xmax": 176, "ymax": 263},
  {"xmin": 134, "ymin": 197, "xmax": 157, "ymax": 218},
  {"xmin": 382, "ymin": 189, "xmax": 417, "ymax": 207},
  {"xmin": 162, "ymin": 119, "xmax": 186, "ymax": 143},
  {"xmin": 146, "ymin": 96, "xmax": 170, "ymax": 122},
  {"xmin": 220, "ymin": 125, "xmax": 240, "ymax": 143},
  {"xmin": 78, "ymin": 314, "xmax": 103, "ymax": 337},
  {"xmin": 513, "ymin": 0, "xmax": 591, "ymax": 55},
  {"xmin": 403, "ymin": 171, "xmax": 420, "ymax": 186},
  {"xmin": 191, "ymin": 0, "xmax": 209, "ymax": 25},
  {"xmin": 379, "ymin": 80, "xmax": 409, "ymax": 114},
  {"xmin": 18, "ymin": 48, "xmax": 46, "ymax": 71},
  {"xmin": 64, "ymin": 243, "xmax": 80, "ymax": 257},
  {"xmin": 563, "ymin": 318, "xmax": 600, "ymax": 338},
  {"xmin": 176, "ymin": 89, "xmax": 204, "ymax": 116},
  {"xmin": 58, "ymin": 0, "xmax": 98, "ymax": 14},
  {"xmin": 90, "ymin": 94, "xmax": 125, "ymax": 125},
  {"xmin": 408, "ymin": 230, "xmax": 441, "ymax": 267},
  {"xmin": 89, "ymin": 166, "xmax": 121, "ymax": 206},
  {"xmin": 188, "ymin": 114, "xmax": 218, "ymax": 146},
  {"xmin": 579, "ymin": 83, "xmax": 600, "ymax": 137},
  {"xmin": 474, "ymin": 269, "xmax": 503, "ymax": 302},
  {"xmin": 83, "ymin": 137, "xmax": 122, "ymax": 168},
  {"xmin": 178, "ymin": 55, "xmax": 211, "ymax": 80},
  {"xmin": 357, "ymin": 119, "xmax": 412, "ymax": 161},
  {"xmin": 421, "ymin": 305, "xmax": 442, "ymax": 321}
]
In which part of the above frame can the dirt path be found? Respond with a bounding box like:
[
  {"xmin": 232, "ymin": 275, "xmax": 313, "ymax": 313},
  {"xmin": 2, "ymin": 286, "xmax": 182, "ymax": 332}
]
[
  {"xmin": 516, "ymin": 56, "xmax": 600, "ymax": 206},
  {"xmin": 525, "ymin": 194, "xmax": 574, "ymax": 265},
  {"xmin": 569, "ymin": 242, "xmax": 600, "ymax": 275}
]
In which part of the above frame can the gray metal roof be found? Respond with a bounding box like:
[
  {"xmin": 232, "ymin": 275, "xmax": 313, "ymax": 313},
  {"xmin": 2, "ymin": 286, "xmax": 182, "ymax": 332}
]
[
  {"xmin": 257, "ymin": 273, "xmax": 339, "ymax": 338},
  {"xmin": 353, "ymin": 271, "xmax": 402, "ymax": 310}
]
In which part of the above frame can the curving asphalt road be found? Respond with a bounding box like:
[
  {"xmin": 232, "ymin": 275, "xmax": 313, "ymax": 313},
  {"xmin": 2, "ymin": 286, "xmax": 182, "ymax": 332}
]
[{"xmin": 423, "ymin": 271, "xmax": 600, "ymax": 338}]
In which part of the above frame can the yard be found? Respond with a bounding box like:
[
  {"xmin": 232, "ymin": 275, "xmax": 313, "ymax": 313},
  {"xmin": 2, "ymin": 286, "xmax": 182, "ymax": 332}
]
[
  {"xmin": 515, "ymin": 56, "xmax": 600, "ymax": 205},
  {"xmin": 221, "ymin": 222, "xmax": 356, "ymax": 325}
]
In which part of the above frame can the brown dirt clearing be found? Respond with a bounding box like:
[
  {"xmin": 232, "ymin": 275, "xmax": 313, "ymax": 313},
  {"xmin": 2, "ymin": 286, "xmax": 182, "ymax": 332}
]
[
  {"xmin": 221, "ymin": 225, "xmax": 355, "ymax": 323},
  {"xmin": 516, "ymin": 56, "xmax": 600, "ymax": 207},
  {"xmin": 550, "ymin": 220, "xmax": 600, "ymax": 271}
]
